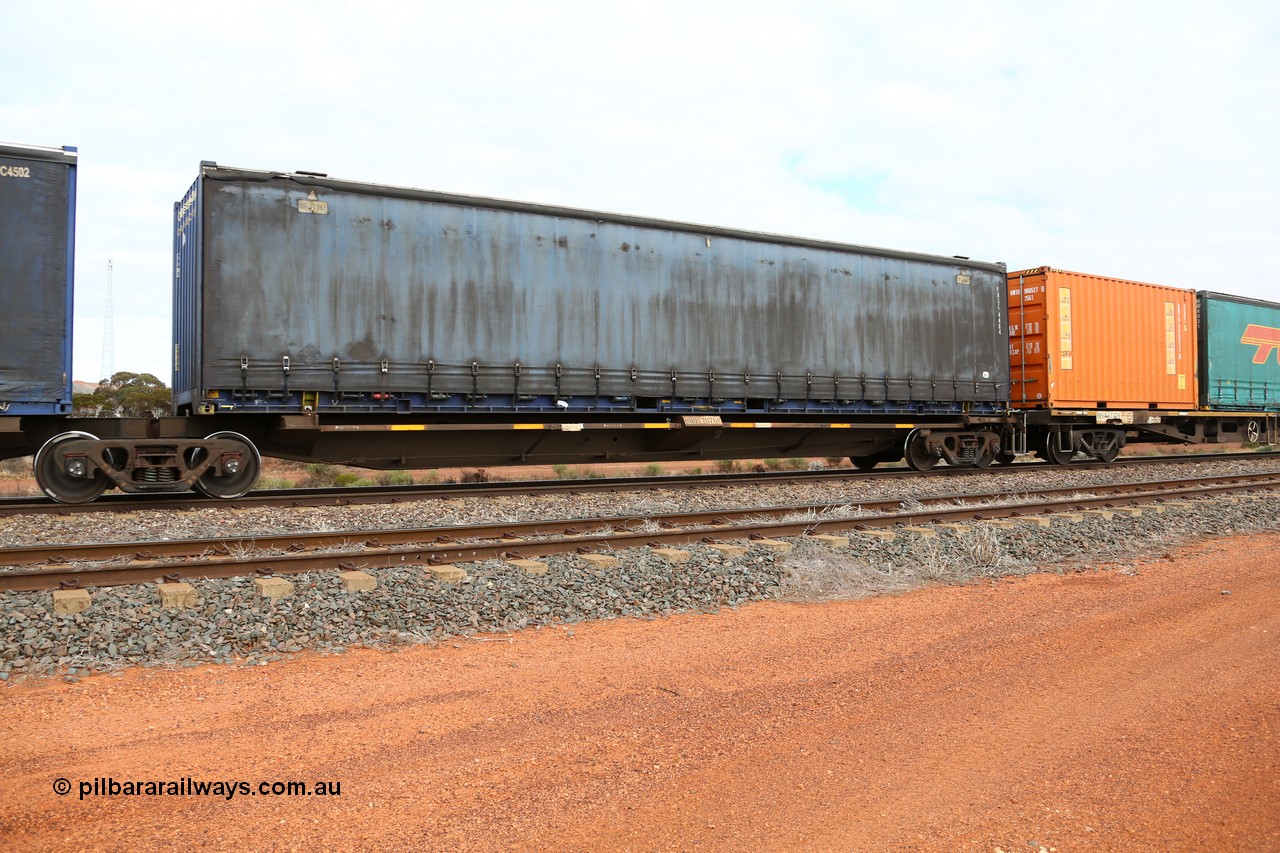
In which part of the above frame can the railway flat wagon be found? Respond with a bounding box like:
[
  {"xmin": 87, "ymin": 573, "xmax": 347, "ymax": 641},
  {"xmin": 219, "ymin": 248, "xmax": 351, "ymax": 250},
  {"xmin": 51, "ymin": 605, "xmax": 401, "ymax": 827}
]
[
  {"xmin": 0, "ymin": 142, "xmax": 77, "ymax": 419},
  {"xmin": 170, "ymin": 164, "xmax": 1012, "ymax": 472}
]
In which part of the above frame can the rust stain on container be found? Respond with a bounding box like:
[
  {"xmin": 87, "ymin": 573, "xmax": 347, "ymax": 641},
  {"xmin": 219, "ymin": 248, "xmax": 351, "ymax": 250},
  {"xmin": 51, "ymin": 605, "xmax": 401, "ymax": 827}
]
[{"xmin": 1008, "ymin": 267, "xmax": 1197, "ymax": 409}]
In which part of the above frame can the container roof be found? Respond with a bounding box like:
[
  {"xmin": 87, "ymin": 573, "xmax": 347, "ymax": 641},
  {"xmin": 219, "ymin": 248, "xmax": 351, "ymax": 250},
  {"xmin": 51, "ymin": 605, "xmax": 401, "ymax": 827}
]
[{"xmin": 197, "ymin": 162, "xmax": 1007, "ymax": 274}]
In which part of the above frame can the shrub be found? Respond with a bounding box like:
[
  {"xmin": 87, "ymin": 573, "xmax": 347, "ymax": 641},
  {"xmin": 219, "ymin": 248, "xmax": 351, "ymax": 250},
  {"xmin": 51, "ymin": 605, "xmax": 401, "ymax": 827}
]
[
  {"xmin": 253, "ymin": 475, "xmax": 293, "ymax": 491},
  {"xmin": 376, "ymin": 470, "xmax": 415, "ymax": 486},
  {"xmin": 715, "ymin": 459, "xmax": 740, "ymax": 473},
  {"xmin": 786, "ymin": 457, "xmax": 808, "ymax": 470},
  {"xmin": 551, "ymin": 463, "xmax": 572, "ymax": 479},
  {"xmin": 302, "ymin": 463, "xmax": 340, "ymax": 487},
  {"xmin": 763, "ymin": 458, "xmax": 784, "ymax": 471},
  {"xmin": 0, "ymin": 456, "xmax": 32, "ymax": 478},
  {"xmin": 460, "ymin": 468, "xmax": 490, "ymax": 483},
  {"xmin": 642, "ymin": 463, "xmax": 664, "ymax": 477}
]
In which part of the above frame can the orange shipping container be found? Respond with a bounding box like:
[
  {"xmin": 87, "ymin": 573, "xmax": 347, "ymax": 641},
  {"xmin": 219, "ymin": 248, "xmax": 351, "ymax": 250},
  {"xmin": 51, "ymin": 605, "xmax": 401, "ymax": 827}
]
[{"xmin": 1008, "ymin": 267, "xmax": 1197, "ymax": 409}]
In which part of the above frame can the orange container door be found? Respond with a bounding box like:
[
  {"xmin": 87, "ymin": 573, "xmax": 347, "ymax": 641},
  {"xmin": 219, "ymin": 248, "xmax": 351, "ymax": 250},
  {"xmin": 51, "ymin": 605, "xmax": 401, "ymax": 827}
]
[{"xmin": 1008, "ymin": 270, "xmax": 1050, "ymax": 405}]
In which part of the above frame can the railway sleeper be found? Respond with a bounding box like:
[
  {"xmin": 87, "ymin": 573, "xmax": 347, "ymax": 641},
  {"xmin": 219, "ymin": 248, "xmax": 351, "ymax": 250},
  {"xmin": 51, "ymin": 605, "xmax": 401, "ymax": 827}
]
[{"xmin": 33, "ymin": 431, "xmax": 262, "ymax": 504}]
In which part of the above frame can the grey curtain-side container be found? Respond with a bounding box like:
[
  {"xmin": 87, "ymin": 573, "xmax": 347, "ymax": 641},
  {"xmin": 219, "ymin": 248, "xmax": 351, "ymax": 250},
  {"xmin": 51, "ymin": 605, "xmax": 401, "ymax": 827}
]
[{"xmin": 173, "ymin": 164, "xmax": 1007, "ymax": 418}]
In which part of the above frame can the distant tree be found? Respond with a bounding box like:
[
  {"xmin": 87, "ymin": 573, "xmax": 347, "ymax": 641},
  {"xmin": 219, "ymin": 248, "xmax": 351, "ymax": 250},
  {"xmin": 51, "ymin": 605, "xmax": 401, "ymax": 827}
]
[
  {"xmin": 73, "ymin": 372, "xmax": 171, "ymax": 418},
  {"xmin": 71, "ymin": 391, "xmax": 103, "ymax": 416}
]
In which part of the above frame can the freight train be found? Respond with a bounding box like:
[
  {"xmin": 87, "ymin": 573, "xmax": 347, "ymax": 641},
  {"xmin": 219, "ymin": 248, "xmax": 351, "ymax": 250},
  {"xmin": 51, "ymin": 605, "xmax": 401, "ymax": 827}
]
[{"xmin": 2, "ymin": 140, "xmax": 1277, "ymax": 503}]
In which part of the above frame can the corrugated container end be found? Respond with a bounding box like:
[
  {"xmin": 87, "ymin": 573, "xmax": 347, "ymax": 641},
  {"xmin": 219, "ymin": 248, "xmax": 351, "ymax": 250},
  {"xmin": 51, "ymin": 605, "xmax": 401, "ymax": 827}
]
[{"xmin": 0, "ymin": 142, "xmax": 77, "ymax": 415}]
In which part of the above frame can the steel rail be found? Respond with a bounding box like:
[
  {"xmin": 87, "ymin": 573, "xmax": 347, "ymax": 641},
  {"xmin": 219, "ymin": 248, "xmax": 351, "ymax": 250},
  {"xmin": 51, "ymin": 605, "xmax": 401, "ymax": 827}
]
[
  {"xmin": 2, "ymin": 450, "xmax": 1278, "ymax": 517},
  {"xmin": 3, "ymin": 472, "xmax": 1279, "ymax": 569},
  {"xmin": 2, "ymin": 474, "xmax": 1277, "ymax": 592}
]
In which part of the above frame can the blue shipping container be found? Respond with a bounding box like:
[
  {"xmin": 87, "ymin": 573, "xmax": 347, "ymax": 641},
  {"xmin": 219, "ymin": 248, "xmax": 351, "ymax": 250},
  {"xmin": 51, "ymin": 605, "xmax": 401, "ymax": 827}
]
[{"xmin": 0, "ymin": 142, "xmax": 77, "ymax": 416}]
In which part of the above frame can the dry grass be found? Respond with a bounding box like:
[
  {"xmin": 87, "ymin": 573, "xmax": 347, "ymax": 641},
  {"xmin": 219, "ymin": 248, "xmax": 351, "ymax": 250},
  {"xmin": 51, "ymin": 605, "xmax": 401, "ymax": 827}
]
[
  {"xmin": 0, "ymin": 456, "xmax": 37, "ymax": 496},
  {"xmin": 212, "ymin": 541, "xmax": 273, "ymax": 561},
  {"xmin": 0, "ymin": 456, "xmax": 32, "ymax": 478},
  {"xmin": 778, "ymin": 526, "xmax": 1012, "ymax": 603}
]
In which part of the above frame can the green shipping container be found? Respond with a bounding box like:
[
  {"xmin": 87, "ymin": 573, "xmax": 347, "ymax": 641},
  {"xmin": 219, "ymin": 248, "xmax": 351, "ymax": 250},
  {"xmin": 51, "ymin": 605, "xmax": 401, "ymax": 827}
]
[{"xmin": 1198, "ymin": 291, "xmax": 1280, "ymax": 410}]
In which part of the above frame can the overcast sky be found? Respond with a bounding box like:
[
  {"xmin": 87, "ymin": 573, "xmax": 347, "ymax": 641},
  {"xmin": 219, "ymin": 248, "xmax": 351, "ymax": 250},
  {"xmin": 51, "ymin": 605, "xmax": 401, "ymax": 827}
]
[{"xmin": 4, "ymin": 1, "xmax": 1277, "ymax": 383}]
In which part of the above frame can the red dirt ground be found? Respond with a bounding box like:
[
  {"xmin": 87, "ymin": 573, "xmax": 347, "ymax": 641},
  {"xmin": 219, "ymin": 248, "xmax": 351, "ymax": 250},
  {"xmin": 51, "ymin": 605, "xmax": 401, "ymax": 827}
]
[{"xmin": 0, "ymin": 533, "xmax": 1277, "ymax": 851}]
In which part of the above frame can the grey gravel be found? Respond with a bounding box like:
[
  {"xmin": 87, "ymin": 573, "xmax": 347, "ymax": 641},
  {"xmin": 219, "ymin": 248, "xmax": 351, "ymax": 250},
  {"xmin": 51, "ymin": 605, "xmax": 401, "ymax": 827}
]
[
  {"xmin": 1, "ymin": 457, "xmax": 1278, "ymax": 681},
  {"xmin": 0, "ymin": 545, "xmax": 783, "ymax": 680}
]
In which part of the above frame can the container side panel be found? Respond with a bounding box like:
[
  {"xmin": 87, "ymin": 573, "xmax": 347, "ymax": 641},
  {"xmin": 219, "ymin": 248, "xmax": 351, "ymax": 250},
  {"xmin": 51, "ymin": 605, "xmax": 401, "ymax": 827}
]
[
  {"xmin": 197, "ymin": 176, "xmax": 1009, "ymax": 408},
  {"xmin": 1199, "ymin": 293, "xmax": 1280, "ymax": 410},
  {"xmin": 0, "ymin": 149, "xmax": 74, "ymax": 411}
]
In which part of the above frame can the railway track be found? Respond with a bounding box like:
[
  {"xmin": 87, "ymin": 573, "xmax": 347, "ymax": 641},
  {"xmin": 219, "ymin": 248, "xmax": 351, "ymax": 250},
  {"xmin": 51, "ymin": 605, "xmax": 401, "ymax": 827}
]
[
  {"xmin": 2, "ymin": 450, "xmax": 1277, "ymax": 517},
  {"xmin": 4, "ymin": 471, "xmax": 1278, "ymax": 592}
]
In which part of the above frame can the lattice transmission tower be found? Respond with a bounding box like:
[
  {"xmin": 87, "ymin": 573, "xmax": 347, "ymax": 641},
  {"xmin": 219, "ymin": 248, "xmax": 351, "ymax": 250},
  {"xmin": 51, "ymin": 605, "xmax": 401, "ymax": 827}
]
[{"xmin": 100, "ymin": 259, "xmax": 115, "ymax": 383}]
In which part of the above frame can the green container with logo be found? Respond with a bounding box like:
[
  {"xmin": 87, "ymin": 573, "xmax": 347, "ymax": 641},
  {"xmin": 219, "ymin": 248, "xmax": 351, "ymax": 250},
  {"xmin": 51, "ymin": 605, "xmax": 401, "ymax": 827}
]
[{"xmin": 1198, "ymin": 291, "xmax": 1280, "ymax": 410}]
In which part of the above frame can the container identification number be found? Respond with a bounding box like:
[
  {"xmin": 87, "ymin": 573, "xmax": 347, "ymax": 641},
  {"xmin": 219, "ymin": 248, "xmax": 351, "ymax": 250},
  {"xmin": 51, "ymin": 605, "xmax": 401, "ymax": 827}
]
[
  {"xmin": 0, "ymin": 165, "xmax": 32, "ymax": 178},
  {"xmin": 298, "ymin": 191, "xmax": 329, "ymax": 215},
  {"xmin": 176, "ymin": 186, "xmax": 197, "ymax": 236}
]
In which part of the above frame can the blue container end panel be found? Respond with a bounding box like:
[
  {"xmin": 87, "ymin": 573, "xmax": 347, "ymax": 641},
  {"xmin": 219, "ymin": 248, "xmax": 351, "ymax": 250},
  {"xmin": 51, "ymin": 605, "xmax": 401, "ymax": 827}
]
[{"xmin": 0, "ymin": 143, "xmax": 77, "ymax": 415}]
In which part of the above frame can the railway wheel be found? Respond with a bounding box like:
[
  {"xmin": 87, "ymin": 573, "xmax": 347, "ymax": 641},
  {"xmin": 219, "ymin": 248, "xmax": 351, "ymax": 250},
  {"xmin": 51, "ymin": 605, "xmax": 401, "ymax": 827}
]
[
  {"xmin": 1087, "ymin": 429, "xmax": 1123, "ymax": 463},
  {"xmin": 973, "ymin": 443, "xmax": 997, "ymax": 469},
  {"xmin": 1042, "ymin": 429, "xmax": 1075, "ymax": 465},
  {"xmin": 34, "ymin": 431, "xmax": 110, "ymax": 504},
  {"xmin": 192, "ymin": 432, "xmax": 262, "ymax": 499},
  {"xmin": 904, "ymin": 433, "xmax": 939, "ymax": 471},
  {"xmin": 969, "ymin": 431, "xmax": 1004, "ymax": 469}
]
